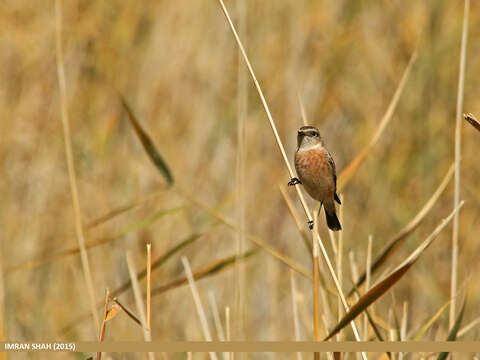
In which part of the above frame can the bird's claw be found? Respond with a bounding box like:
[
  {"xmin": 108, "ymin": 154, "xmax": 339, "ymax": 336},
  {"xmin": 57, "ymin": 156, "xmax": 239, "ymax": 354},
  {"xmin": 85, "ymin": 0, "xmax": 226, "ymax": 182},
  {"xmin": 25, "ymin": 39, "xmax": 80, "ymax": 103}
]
[
  {"xmin": 288, "ymin": 177, "xmax": 302, "ymax": 186},
  {"xmin": 308, "ymin": 220, "xmax": 314, "ymax": 230}
]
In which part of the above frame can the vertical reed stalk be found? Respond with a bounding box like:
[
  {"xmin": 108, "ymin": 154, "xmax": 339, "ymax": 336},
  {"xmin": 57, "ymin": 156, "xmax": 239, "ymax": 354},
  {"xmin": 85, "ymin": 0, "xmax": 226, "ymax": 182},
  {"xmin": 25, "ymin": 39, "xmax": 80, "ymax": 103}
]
[
  {"xmin": 54, "ymin": 0, "xmax": 99, "ymax": 334},
  {"xmin": 234, "ymin": 0, "xmax": 248, "ymax": 345},
  {"xmin": 147, "ymin": 241, "xmax": 152, "ymax": 332},
  {"xmin": 290, "ymin": 271, "xmax": 303, "ymax": 360},
  {"xmin": 226, "ymin": 307, "xmax": 232, "ymax": 360},
  {"xmin": 451, "ymin": 0, "xmax": 470, "ymax": 330},
  {"xmin": 364, "ymin": 236, "xmax": 373, "ymax": 340}
]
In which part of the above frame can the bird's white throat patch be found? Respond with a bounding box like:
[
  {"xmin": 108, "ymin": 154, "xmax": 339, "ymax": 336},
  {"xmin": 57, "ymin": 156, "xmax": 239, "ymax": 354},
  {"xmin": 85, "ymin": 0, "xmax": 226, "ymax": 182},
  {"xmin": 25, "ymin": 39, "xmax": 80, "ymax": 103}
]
[{"xmin": 298, "ymin": 143, "xmax": 323, "ymax": 151}]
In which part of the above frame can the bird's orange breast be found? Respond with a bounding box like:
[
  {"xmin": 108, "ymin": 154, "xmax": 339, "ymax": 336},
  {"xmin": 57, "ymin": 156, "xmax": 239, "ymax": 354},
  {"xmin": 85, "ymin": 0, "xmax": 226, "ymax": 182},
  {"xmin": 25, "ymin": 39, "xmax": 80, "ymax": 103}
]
[{"xmin": 295, "ymin": 147, "xmax": 334, "ymax": 201}]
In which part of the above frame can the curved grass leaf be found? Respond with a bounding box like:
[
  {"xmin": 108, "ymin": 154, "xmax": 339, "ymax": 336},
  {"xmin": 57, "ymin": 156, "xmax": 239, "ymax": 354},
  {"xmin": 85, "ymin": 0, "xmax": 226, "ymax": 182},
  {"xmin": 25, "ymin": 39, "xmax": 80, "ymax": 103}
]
[
  {"xmin": 437, "ymin": 298, "xmax": 466, "ymax": 360},
  {"xmin": 119, "ymin": 95, "xmax": 174, "ymax": 185},
  {"xmin": 338, "ymin": 50, "xmax": 418, "ymax": 191},
  {"xmin": 7, "ymin": 206, "xmax": 183, "ymax": 273},
  {"xmin": 178, "ymin": 189, "xmax": 311, "ymax": 279},
  {"xmin": 412, "ymin": 300, "xmax": 450, "ymax": 341},
  {"xmin": 110, "ymin": 232, "xmax": 206, "ymax": 298},
  {"xmin": 151, "ymin": 249, "xmax": 258, "ymax": 296},
  {"xmin": 324, "ymin": 203, "xmax": 463, "ymax": 341},
  {"xmin": 464, "ymin": 113, "xmax": 480, "ymax": 132},
  {"xmin": 59, "ymin": 232, "xmax": 210, "ymax": 334},
  {"xmin": 347, "ymin": 164, "xmax": 454, "ymax": 297}
]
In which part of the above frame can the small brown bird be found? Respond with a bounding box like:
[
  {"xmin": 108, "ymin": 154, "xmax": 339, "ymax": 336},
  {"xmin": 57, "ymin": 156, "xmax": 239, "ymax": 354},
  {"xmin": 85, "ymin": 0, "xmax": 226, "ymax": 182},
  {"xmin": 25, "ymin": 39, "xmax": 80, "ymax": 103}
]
[{"xmin": 288, "ymin": 126, "xmax": 342, "ymax": 231}]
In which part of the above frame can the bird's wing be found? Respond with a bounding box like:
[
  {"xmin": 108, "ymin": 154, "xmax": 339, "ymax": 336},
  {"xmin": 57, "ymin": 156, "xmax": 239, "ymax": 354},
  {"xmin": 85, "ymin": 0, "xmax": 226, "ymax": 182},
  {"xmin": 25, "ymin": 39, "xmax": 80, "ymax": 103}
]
[{"xmin": 326, "ymin": 150, "xmax": 342, "ymax": 205}]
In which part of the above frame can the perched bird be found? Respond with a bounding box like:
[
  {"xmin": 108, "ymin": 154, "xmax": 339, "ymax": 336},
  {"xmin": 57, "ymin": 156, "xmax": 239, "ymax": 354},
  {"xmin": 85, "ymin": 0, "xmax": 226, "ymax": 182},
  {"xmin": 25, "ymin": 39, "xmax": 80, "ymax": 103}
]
[{"xmin": 288, "ymin": 126, "xmax": 342, "ymax": 231}]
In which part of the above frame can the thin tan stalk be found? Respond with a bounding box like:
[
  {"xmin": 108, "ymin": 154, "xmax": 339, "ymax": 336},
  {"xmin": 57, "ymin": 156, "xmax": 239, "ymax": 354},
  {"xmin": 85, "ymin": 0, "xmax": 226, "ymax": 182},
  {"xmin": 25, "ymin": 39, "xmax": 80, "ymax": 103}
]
[
  {"xmin": 279, "ymin": 185, "xmax": 312, "ymax": 252},
  {"xmin": 0, "ymin": 250, "xmax": 6, "ymax": 360},
  {"xmin": 126, "ymin": 251, "xmax": 154, "ymax": 360},
  {"xmin": 97, "ymin": 288, "xmax": 110, "ymax": 360},
  {"xmin": 297, "ymin": 92, "xmax": 309, "ymax": 126},
  {"xmin": 399, "ymin": 302, "xmax": 408, "ymax": 360},
  {"xmin": 208, "ymin": 292, "xmax": 228, "ymax": 360},
  {"xmin": 290, "ymin": 270, "xmax": 303, "ymax": 360},
  {"xmin": 181, "ymin": 257, "xmax": 218, "ymax": 360},
  {"xmin": 54, "ymin": 0, "xmax": 99, "ymax": 333},
  {"xmin": 234, "ymin": 0, "xmax": 248, "ymax": 344},
  {"xmin": 147, "ymin": 241, "xmax": 152, "ymax": 332},
  {"xmin": 208, "ymin": 292, "xmax": 226, "ymax": 341},
  {"xmin": 313, "ymin": 237, "xmax": 320, "ymax": 345},
  {"xmin": 336, "ymin": 195, "xmax": 344, "ymax": 342},
  {"xmin": 364, "ymin": 236, "xmax": 373, "ymax": 341},
  {"xmin": 226, "ymin": 307, "xmax": 232, "ymax": 360},
  {"xmin": 451, "ymin": 0, "xmax": 470, "ymax": 329},
  {"xmin": 216, "ymin": 1, "xmax": 365, "ymax": 356}
]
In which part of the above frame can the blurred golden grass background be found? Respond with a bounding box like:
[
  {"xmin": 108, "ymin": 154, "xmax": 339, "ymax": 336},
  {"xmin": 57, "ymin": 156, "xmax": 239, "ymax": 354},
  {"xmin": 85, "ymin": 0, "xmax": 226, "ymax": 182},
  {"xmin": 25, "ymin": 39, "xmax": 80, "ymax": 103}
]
[{"xmin": 1, "ymin": 0, "xmax": 479, "ymax": 358}]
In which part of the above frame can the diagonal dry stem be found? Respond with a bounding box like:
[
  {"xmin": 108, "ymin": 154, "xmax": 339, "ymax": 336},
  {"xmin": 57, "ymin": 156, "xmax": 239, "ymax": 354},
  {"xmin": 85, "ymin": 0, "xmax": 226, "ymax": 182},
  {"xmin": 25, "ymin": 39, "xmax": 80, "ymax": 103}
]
[
  {"xmin": 338, "ymin": 50, "xmax": 418, "ymax": 191},
  {"xmin": 182, "ymin": 257, "xmax": 218, "ymax": 360},
  {"xmin": 216, "ymin": 1, "xmax": 365, "ymax": 355}
]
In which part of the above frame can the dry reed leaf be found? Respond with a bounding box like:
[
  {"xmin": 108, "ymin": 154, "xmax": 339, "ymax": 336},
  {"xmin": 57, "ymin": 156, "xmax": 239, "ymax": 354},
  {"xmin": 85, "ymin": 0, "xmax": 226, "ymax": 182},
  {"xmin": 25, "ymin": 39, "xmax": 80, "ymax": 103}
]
[
  {"xmin": 113, "ymin": 298, "xmax": 142, "ymax": 326},
  {"xmin": 437, "ymin": 297, "xmax": 466, "ymax": 360},
  {"xmin": 180, "ymin": 190, "xmax": 311, "ymax": 278},
  {"xmin": 151, "ymin": 249, "xmax": 257, "ymax": 296},
  {"xmin": 464, "ymin": 113, "xmax": 480, "ymax": 132},
  {"xmin": 105, "ymin": 304, "xmax": 122, "ymax": 322},
  {"xmin": 412, "ymin": 300, "xmax": 450, "ymax": 341},
  {"xmin": 59, "ymin": 232, "xmax": 206, "ymax": 334},
  {"xmin": 7, "ymin": 206, "xmax": 183, "ymax": 273},
  {"xmin": 338, "ymin": 49, "xmax": 418, "ymax": 191},
  {"xmin": 110, "ymin": 232, "xmax": 206, "ymax": 298},
  {"xmin": 324, "ymin": 202, "xmax": 463, "ymax": 341},
  {"xmin": 119, "ymin": 94, "xmax": 174, "ymax": 185},
  {"xmin": 347, "ymin": 164, "xmax": 454, "ymax": 296}
]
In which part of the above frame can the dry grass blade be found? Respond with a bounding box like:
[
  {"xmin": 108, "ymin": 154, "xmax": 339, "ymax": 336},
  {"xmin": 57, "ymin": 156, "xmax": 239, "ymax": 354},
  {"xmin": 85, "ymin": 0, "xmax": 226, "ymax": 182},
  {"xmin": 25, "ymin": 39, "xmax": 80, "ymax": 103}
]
[
  {"xmin": 438, "ymin": 297, "xmax": 466, "ymax": 360},
  {"xmin": 146, "ymin": 241, "xmax": 152, "ymax": 332},
  {"xmin": 347, "ymin": 164, "xmax": 454, "ymax": 296},
  {"xmin": 7, "ymin": 206, "xmax": 183, "ymax": 273},
  {"xmin": 119, "ymin": 94, "xmax": 174, "ymax": 186},
  {"xmin": 59, "ymin": 233, "xmax": 205, "ymax": 335},
  {"xmin": 464, "ymin": 113, "xmax": 480, "ymax": 132},
  {"xmin": 151, "ymin": 250, "xmax": 257, "ymax": 296},
  {"xmin": 451, "ymin": 0, "xmax": 470, "ymax": 329},
  {"xmin": 111, "ymin": 232, "xmax": 205, "ymax": 298},
  {"xmin": 85, "ymin": 187, "xmax": 169, "ymax": 230},
  {"xmin": 182, "ymin": 257, "xmax": 218, "ymax": 360},
  {"xmin": 338, "ymin": 50, "xmax": 418, "ymax": 191},
  {"xmin": 180, "ymin": 191, "xmax": 311, "ymax": 278},
  {"xmin": 324, "ymin": 202, "xmax": 463, "ymax": 341},
  {"xmin": 97, "ymin": 288, "xmax": 110, "ymax": 360},
  {"xmin": 105, "ymin": 303, "xmax": 121, "ymax": 322},
  {"xmin": 279, "ymin": 184, "xmax": 311, "ymax": 253},
  {"xmin": 412, "ymin": 300, "xmax": 450, "ymax": 341},
  {"xmin": 112, "ymin": 298, "xmax": 142, "ymax": 326},
  {"xmin": 54, "ymin": 0, "xmax": 99, "ymax": 333},
  {"xmin": 126, "ymin": 251, "xmax": 154, "ymax": 359}
]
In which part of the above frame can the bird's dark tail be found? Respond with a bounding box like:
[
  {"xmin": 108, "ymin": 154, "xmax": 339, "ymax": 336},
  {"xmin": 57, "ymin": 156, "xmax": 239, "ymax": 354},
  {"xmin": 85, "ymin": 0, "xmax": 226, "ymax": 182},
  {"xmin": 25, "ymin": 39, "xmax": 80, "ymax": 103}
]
[{"xmin": 325, "ymin": 210, "xmax": 342, "ymax": 231}]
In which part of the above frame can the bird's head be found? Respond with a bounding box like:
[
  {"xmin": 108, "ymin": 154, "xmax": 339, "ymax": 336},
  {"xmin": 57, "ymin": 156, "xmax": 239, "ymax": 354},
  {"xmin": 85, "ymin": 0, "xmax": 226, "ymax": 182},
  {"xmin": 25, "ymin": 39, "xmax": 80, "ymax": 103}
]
[{"xmin": 297, "ymin": 126, "xmax": 324, "ymax": 150}]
